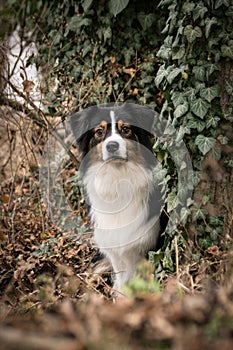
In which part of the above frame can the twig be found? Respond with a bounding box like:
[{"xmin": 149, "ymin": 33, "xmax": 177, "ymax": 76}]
[
  {"xmin": 174, "ymin": 235, "xmax": 179, "ymax": 277},
  {"xmin": 0, "ymin": 328, "xmax": 80, "ymax": 350},
  {"xmin": 0, "ymin": 74, "xmax": 79, "ymax": 167}
]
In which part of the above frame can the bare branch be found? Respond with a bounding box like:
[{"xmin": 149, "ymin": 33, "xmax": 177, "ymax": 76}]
[{"xmin": 0, "ymin": 74, "xmax": 79, "ymax": 167}]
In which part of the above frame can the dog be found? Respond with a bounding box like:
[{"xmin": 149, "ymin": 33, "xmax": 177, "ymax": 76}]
[{"xmin": 70, "ymin": 103, "xmax": 167, "ymax": 294}]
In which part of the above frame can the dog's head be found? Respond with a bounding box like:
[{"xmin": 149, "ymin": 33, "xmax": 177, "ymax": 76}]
[{"xmin": 70, "ymin": 103, "xmax": 156, "ymax": 172}]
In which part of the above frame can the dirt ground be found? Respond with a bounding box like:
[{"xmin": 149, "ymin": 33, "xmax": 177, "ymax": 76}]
[{"xmin": 1, "ymin": 108, "xmax": 233, "ymax": 350}]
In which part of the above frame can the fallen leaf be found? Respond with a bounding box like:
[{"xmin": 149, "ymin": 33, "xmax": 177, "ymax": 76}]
[
  {"xmin": 124, "ymin": 68, "xmax": 136, "ymax": 78},
  {"xmin": 22, "ymin": 80, "xmax": 35, "ymax": 93}
]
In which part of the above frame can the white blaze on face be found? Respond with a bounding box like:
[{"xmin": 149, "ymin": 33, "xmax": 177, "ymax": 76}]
[
  {"xmin": 110, "ymin": 110, "xmax": 116, "ymax": 135},
  {"xmin": 102, "ymin": 110, "xmax": 127, "ymax": 161}
]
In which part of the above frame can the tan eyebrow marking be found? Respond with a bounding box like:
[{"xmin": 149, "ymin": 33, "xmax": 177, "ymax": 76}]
[
  {"xmin": 118, "ymin": 120, "xmax": 132, "ymax": 138},
  {"xmin": 117, "ymin": 120, "xmax": 131, "ymax": 131},
  {"xmin": 117, "ymin": 119, "xmax": 123, "ymax": 131},
  {"xmin": 94, "ymin": 120, "xmax": 108, "ymax": 132}
]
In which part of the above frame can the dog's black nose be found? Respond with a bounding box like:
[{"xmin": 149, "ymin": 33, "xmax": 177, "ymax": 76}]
[{"xmin": 106, "ymin": 141, "xmax": 119, "ymax": 153}]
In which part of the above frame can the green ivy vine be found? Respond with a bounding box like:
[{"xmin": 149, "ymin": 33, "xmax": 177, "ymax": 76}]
[
  {"xmin": 154, "ymin": 0, "xmax": 233, "ymax": 254},
  {"xmin": 156, "ymin": 0, "xmax": 233, "ymax": 157}
]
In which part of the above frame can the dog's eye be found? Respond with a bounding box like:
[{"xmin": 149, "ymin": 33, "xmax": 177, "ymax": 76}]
[
  {"xmin": 95, "ymin": 128, "xmax": 104, "ymax": 138},
  {"xmin": 121, "ymin": 125, "xmax": 131, "ymax": 135}
]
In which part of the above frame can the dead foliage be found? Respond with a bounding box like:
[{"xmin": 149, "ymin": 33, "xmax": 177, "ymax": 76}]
[{"xmin": 0, "ymin": 114, "xmax": 233, "ymax": 350}]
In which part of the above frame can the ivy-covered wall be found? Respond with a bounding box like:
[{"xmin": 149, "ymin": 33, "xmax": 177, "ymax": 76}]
[{"xmin": 154, "ymin": 0, "xmax": 233, "ymax": 250}]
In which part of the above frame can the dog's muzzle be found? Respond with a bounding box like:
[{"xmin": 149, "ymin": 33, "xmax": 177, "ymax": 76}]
[{"xmin": 102, "ymin": 135, "xmax": 127, "ymax": 161}]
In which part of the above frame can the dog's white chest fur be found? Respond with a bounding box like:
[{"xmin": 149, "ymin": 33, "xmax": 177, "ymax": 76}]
[{"xmin": 84, "ymin": 161, "xmax": 160, "ymax": 293}]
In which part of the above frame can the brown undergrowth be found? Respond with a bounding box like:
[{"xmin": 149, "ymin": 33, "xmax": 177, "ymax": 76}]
[
  {"xmin": 1, "ymin": 169, "xmax": 233, "ymax": 350},
  {"xmin": 0, "ymin": 116, "xmax": 233, "ymax": 350}
]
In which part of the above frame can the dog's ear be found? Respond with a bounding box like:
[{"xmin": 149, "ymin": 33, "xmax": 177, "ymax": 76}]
[
  {"xmin": 70, "ymin": 106, "xmax": 100, "ymax": 159},
  {"xmin": 70, "ymin": 105, "xmax": 100, "ymax": 143},
  {"xmin": 70, "ymin": 110, "xmax": 88, "ymax": 144},
  {"xmin": 123, "ymin": 103, "xmax": 157, "ymax": 133}
]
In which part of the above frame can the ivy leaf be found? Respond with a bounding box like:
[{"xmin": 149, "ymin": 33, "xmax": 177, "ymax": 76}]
[
  {"xmin": 225, "ymin": 80, "xmax": 233, "ymax": 95},
  {"xmin": 182, "ymin": 2, "xmax": 195, "ymax": 14},
  {"xmin": 171, "ymin": 91, "xmax": 187, "ymax": 107},
  {"xmin": 167, "ymin": 67, "xmax": 182, "ymax": 84},
  {"xmin": 206, "ymin": 63, "xmax": 220, "ymax": 79},
  {"xmin": 138, "ymin": 13, "xmax": 156, "ymax": 31},
  {"xmin": 157, "ymin": 45, "xmax": 172, "ymax": 61},
  {"xmin": 82, "ymin": 0, "xmax": 93, "ymax": 12},
  {"xmin": 175, "ymin": 126, "xmax": 190, "ymax": 142},
  {"xmin": 167, "ymin": 190, "xmax": 179, "ymax": 213},
  {"xmin": 109, "ymin": 0, "xmax": 129, "ymax": 16},
  {"xmin": 218, "ymin": 135, "xmax": 229, "ymax": 145},
  {"xmin": 154, "ymin": 64, "xmax": 167, "ymax": 87},
  {"xmin": 184, "ymin": 87, "xmax": 197, "ymax": 101},
  {"xmin": 195, "ymin": 135, "xmax": 215, "ymax": 155},
  {"xmin": 82, "ymin": 45, "xmax": 92, "ymax": 57},
  {"xmin": 190, "ymin": 98, "xmax": 210, "ymax": 119},
  {"xmin": 184, "ymin": 25, "xmax": 202, "ymax": 43},
  {"xmin": 103, "ymin": 27, "xmax": 112, "ymax": 42},
  {"xmin": 221, "ymin": 43, "xmax": 233, "ymax": 59},
  {"xmin": 200, "ymin": 85, "xmax": 220, "ymax": 102},
  {"xmin": 193, "ymin": 3, "xmax": 208, "ymax": 21},
  {"xmin": 66, "ymin": 16, "xmax": 91, "ymax": 33},
  {"xmin": 193, "ymin": 66, "xmax": 205, "ymax": 81},
  {"xmin": 215, "ymin": 0, "xmax": 230, "ymax": 9},
  {"xmin": 172, "ymin": 46, "xmax": 185, "ymax": 60},
  {"xmin": 206, "ymin": 116, "xmax": 220, "ymax": 128},
  {"xmin": 180, "ymin": 207, "xmax": 191, "ymax": 223},
  {"xmin": 158, "ymin": 0, "xmax": 174, "ymax": 6},
  {"xmin": 174, "ymin": 103, "xmax": 189, "ymax": 119},
  {"xmin": 205, "ymin": 17, "xmax": 218, "ymax": 38},
  {"xmin": 186, "ymin": 114, "xmax": 205, "ymax": 132},
  {"xmin": 226, "ymin": 6, "xmax": 233, "ymax": 16}
]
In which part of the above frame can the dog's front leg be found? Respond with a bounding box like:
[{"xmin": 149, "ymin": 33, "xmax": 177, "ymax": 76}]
[{"xmin": 105, "ymin": 249, "xmax": 143, "ymax": 295}]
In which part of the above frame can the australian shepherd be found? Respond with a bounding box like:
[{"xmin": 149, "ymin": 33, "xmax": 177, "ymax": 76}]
[{"xmin": 70, "ymin": 103, "xmax": 167, "ymax": 294}]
